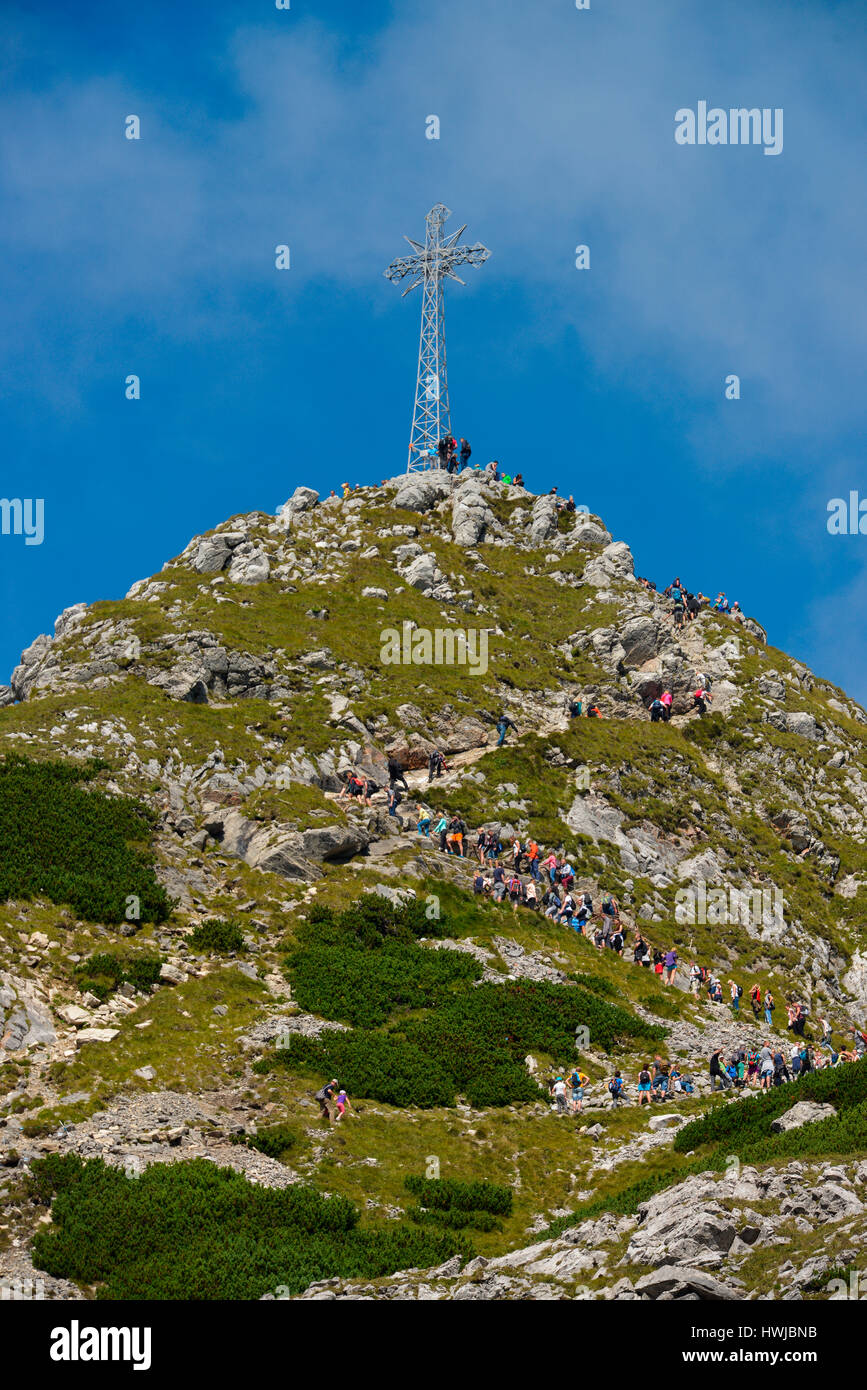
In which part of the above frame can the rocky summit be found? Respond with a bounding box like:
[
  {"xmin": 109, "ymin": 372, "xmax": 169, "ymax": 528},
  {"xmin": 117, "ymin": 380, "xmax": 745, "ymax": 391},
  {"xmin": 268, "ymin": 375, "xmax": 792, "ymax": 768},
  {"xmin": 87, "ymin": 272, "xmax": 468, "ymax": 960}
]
[{"xmin": 1, "ymin": 467, "xmax": 866, "ymax": 1303}]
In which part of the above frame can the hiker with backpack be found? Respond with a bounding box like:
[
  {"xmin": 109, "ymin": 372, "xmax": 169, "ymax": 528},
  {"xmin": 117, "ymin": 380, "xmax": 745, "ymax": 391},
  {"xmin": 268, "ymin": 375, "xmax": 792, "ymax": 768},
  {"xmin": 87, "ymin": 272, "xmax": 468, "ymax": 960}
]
[
  {"xmin": 749, "ymin": 983, "xmax": 762, "ymax": 1019},
  {"xmin": 427, "ymin": 749, "xmax": 446, "ymax": 782},
  {"xmin": 649, "ymin": 697, "xmax": 665, "ymax": 723},
  {"xmin": 506, "ymin": 872, "xmax": 524, "ymax": 913},
  {"xmin": 569, "ymin": 1067, "xmax": 589, "ymax": 1113},
  {"xmin": 315, "ymin": 1078, "xmax": 340, "ymax": 1121},
  {"xmin": 459, "ymin": 438, "xmax": 472, "ymax": 470},
  {"xmin": 729, "ymin": 980, "xmax": 742, "ymax": 1014},
  {"xmin": 496, "ymin": 713, "xmax": 518, "ymax": 747},
  {"xmin": 693, "ymin": 687, "xmax": 713, "ymax": 716},
  {"xmin": 637, "ymin": 1065, "xmax": 653, "ymax": 1106},
  {"xmin": 608, "ymin": 1072, "xmax": 626, "ymax": 1107},
  {"xmin": 387, "ymin": 756, "xmax": 410, "ymax": 793}
]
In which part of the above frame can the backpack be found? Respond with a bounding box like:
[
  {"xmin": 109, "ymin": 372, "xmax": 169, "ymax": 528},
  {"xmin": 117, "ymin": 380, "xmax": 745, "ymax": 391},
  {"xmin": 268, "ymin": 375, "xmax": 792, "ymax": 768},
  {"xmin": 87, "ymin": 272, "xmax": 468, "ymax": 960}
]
[
  {"xmin": 736, "ymin": 984, "xmax": 743, "ymax": 998},
  {"xmin": 639, "ymin": 1070, "xmax": 651, "ymax": 1086},
  {"xmin": 608, "ymin": 1077, "xmax": 623, "ymax": 1096}
]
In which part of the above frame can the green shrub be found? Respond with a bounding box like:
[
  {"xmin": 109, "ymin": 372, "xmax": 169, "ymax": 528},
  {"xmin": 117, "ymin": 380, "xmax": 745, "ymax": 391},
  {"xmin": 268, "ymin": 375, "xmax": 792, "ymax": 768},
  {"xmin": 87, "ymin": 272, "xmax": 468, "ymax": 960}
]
[
  {"xmin": 255, "ymin": 1031, "xmax": 457, "ymax": 1108},
  {"xmin": 0, "ymin": 754, "xmax": 171, "ymax": 923},
  {"xmin": 188, "ymin": 919, "xmax": 247, "ymax": 954},
  {"xmin": 286, "ymin": 903, "xmax": 480, "ymax": 1028},
  {"xmin": 404, "ymin": 1176, "xmax": 513, "ymax": 1216},
  {"xmin": 28, "ymin": 1155, "xmax": 471, "ymax": 1300},
  {"xmin": 74, "ymin": 952, "xmax": 163, "ymax": 1002},
  {"xmin": 243, "ymin": 1123, "xmax": 298, "ymax": 1160},
  {"xmin": 674, "ymin": 1058, "xmax": 867, "ymax": 1156}
]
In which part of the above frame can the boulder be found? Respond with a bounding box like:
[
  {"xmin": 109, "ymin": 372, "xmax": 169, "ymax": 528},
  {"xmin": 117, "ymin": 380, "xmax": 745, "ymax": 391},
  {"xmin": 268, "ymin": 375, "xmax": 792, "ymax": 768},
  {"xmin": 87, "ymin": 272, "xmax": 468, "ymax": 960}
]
[
  {"xmin": 277, "ymin": 486, "xmax": 319, "ymax": 521},
  {"xmin": 0, "ymin": 976, "xmax": 57, "ymax": 1052},
  {"xmin": 393, "ymin": 471, "xmax": 453, "ymax": 513},
  {"xmin": 452, "ymin": 485, "xmax": 495, "ymax": 547},
  {"xmin": 582, "ymin": 541, "xmax": 635, "ymax": 589},
  {"xmin": 618, "ymin": 615, "xmax": 666, "ymax": 667},
  {"xmin": 634, "ymin": 1266, "xmax": 740, "ymax": 1301},
  {"xmin": 771, "ymin": 1101, "xmax": 837, "ymax": 1134},
  {"xmin": 227, "ymin": 543, "xmax": 270, "ymax": 585},
  {"xmin": 528, "ymin": 495, "xmax": 560, "ymax": 545},
  {"xmin": 404, "ymin": 553, "xmax": 442, "ymax": 591}
]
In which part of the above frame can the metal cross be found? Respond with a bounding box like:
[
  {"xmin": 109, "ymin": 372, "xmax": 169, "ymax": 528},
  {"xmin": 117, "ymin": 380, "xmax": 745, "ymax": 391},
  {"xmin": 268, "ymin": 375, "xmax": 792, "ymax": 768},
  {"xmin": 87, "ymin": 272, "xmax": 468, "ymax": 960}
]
[{"xmin": 384, "ymin": 204, "xmax": 490, "ymax": 472}]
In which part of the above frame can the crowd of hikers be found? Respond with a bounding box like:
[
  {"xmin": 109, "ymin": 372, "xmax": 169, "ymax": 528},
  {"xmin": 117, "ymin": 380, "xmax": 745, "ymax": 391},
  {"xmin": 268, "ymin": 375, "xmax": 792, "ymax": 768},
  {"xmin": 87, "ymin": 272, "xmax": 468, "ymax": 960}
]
[{"xmin": 637, "ymin": 574, "xmax": 745, "ymax": 627}]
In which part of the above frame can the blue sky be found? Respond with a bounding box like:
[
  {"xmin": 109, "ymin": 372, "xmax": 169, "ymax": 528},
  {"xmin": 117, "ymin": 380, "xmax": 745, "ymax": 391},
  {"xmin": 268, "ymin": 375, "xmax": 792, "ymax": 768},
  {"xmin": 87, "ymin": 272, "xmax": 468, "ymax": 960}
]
[{"xmin": 2, "ymin": 0, "xmax": 867, "ymax": 698}]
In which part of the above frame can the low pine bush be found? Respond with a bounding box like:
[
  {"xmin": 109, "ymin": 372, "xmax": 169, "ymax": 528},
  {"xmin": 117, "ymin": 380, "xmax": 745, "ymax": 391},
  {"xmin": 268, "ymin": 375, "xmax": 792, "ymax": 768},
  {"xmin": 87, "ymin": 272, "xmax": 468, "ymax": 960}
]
[
  {"xmin": 404, "ymin": 1176, "xmax": 513, "ymax": 1215},
  {"xmin": 0, "ymin": 754, "xmax": 171, "ymax": 923},
  {"xmin": 284, "ymin": 897, "xmax": 476, "ymax": 1028},
  {"xmin": 28, "ymin": 1154, "xmax": 471, "ymax": 1300},
  {"xmin": 74, "ymin": 952, "xmax": 163, "ymax": 1002},
  {"xmin": 243, "ymin": 1123, "xmax": 299, "ymax": 1159},
  {"xmin": 188, "ymin": 919, "xmax": 247, "ymax": 954}
]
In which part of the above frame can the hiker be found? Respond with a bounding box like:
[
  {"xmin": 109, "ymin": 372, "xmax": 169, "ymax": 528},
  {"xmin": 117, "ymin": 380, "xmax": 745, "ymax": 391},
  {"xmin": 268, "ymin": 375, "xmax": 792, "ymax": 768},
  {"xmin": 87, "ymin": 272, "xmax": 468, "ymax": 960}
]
[
  {"xmin": 663, "ymin": 948, "xmax": 678, "ymax": 986},
  {"xmin": 637, "ymin": 1065, "xmax": 652, "ymax": 1106},
  {"xmin": 438, "ymin": 434, "xmax": 456, "ymax": 470},
  {"xmin": 764, "ymin": 989, "xmax": 775, "ymax": 1027},
  {"xmin": 524, "ymin": 879, "xmax": 539, "ymax": 911},
  {"xmin": 671, "ymin": 581, "xmax": 686, "ymax": 631},
  {"xmin": 634, "ymin": 933, "xmax": 651, "ymax": 967},
  {"xmin": 749, "ymin": 983, "xmax": 762, "ymax": 1019},
  {"xmin": 496, "ymin": 713, "xmax": 518, "ymax": 747},
  {"xmin": 693, "ymin": 687, "xmax": 713, "ymax": 717},
  {"xmin": 315, "ymin": 1078, "xmax": 340, "ymax": 1121},
  {"xmin": 542, "ymin": 886, "xmax": 562, "ymax": 919},
  {"xmin": 487, "ymin": 460, "xmax": 500, "ymax": 481},
  {"xmin": 434, "ymin": 812, "xmax": 449, "ymax": 853},
  {"xmin": 333, "ymin": 1089, "xmax": 351, "ymax": 1122},
  {"xmin": 427, "ymin": 749, "xmax": 446, "ymax": 782},
  {"xmin": 729, "ymin": 979, "xmax": 742, "ymax": 1014},
  {"xmin": 660, "ymin": 690, "xmax": 673, "ymax": 721},
  {"xmin": 710, "ymin": 1049, "xmax": 729, "ymax": 1091},
  {"xmin": 506, "ymin": 872, "xmax": 523, "ymax": 913},
  {"xmin": 526, "ymin": 838, "xmax": 540, "ymax": 880},
  {"xmin": 758, "ymin": 1044, "xmax": 774, "ymax": 1090},
  {"xmin": 608, "ymin": 1071, "xmax": 626, "ymax": 1107},
  {"xmin": 387, "ymin": 756, "xmax": 410, "ymax": 792},
  {"xmin": 446, "ymin": 815, "xmax": 467, "ymax": 857},
  {"xmin": 551, "ymin": 1076, "xmax": 569, "ymax": 1115},
  {"xmin": 387, "ymin": 786, "xmax": 403, "ymax": 820},
  {"xmin": 568, "ymin": 698, "xmax": 583, "ymax": 718},
  {"xmin": 416, "ymin": 806, "xmax": 432, "ymax": 837},
  {"xmin": 649, "ymin": 697, "xmax": 665, "ymax": 723},
  {"xmin": 514, "ymin": 472, "xmax": 524, "ymax": 488},
  {"xmin": 689, "ymin": 961, "xmax": 702, "ymax": 995},
  {"xmin": 569, "ymin": 1067, "xmax": 589, "ymax": 1114},
  {"xmin": 459, "ymin": 437, "xmax": 472, "ymax": 470},
  {"xmin": 586, "ymin": 703, "xmax": 602, "ymax": 718}
]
